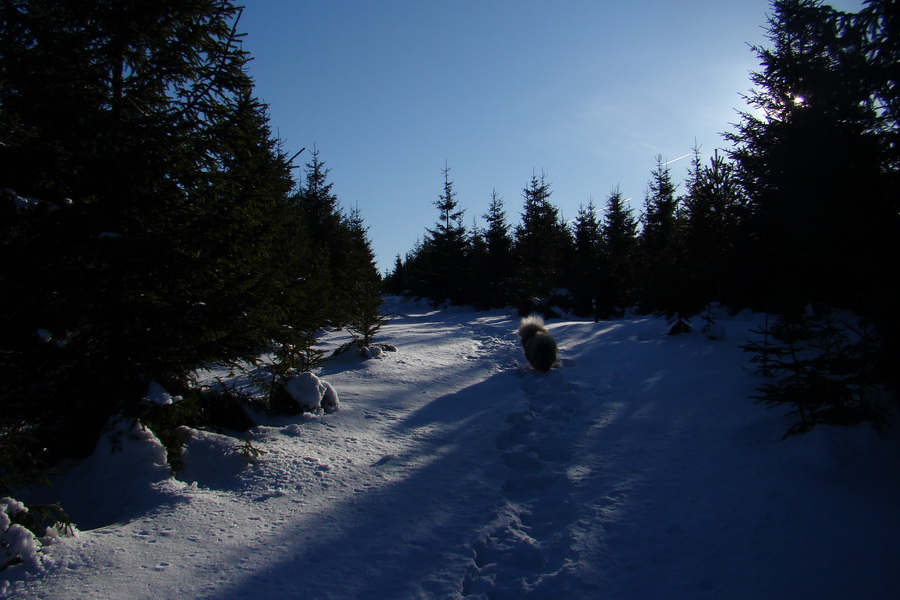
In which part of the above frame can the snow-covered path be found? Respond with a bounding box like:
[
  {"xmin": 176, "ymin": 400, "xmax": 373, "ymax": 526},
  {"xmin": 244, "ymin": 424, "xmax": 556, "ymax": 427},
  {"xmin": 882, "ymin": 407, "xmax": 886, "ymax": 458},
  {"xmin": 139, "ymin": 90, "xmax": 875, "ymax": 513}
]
[{"xmin": 5, "ymin": 299, "xmax": 900, "ymax": 599}]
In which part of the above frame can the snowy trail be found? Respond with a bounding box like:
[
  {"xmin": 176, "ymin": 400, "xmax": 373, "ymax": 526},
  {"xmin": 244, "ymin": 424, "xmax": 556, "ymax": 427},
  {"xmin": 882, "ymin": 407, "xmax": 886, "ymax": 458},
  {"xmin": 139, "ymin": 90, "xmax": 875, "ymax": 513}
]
[{"xmin": 5, "ymin": 299, "xmax": 900, "ymax": 599}]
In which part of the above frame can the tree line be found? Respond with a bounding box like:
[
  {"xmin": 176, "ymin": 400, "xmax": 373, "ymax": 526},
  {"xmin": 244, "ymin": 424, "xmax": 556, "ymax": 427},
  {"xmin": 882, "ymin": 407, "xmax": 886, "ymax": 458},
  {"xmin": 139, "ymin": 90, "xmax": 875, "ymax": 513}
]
[
  {"xmin": 0, "ymin": 0, "xmax": 382, "ymax": 479},
  {"xmin": 386, "ymin": 0, "xmax": 899, "ymax": 432},
  {"xmin": 387, "ymin": 0, "xmax": 897, "ymax": 330},
  {"xmin": 385, "ymin": 152, "xmax": 744, "ymax": 325}
]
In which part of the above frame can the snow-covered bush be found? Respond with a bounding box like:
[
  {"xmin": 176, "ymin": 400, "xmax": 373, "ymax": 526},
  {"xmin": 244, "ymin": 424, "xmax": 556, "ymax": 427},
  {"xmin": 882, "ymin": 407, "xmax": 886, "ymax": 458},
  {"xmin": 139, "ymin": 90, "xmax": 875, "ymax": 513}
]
[
  {"xmin": 1, "ymin": 497, "xmax": 73, "ymax": 572},
  {"xmin": 1, "ymin": 498, "xmax": 39, "ymax": 572},
  {"xmin": 283, "ymin": 372, "xmax": 340, "ymax": 414},
  {"xmin": 135, "ymin": 381, "xmax": 259, "ymax": 474}
]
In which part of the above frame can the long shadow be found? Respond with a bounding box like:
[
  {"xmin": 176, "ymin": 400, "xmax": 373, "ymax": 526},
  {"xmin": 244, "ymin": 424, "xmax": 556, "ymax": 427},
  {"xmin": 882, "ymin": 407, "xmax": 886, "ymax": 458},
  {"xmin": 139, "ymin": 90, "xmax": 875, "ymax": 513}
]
[
  {"xmin": 195, "ymin": 319, "xmax": 676, "ymax": 599},
  {"xmin": 197, "ymin": 368, "xmax": 525, "ymax": 600}
]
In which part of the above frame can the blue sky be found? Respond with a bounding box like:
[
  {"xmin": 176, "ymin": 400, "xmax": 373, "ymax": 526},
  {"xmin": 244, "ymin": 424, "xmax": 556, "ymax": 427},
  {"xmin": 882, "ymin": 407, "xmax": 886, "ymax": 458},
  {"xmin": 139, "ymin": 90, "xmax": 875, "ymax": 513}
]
[{"xmin": 240, "ymin": 1, "xmax": 864, "ymax": 273}]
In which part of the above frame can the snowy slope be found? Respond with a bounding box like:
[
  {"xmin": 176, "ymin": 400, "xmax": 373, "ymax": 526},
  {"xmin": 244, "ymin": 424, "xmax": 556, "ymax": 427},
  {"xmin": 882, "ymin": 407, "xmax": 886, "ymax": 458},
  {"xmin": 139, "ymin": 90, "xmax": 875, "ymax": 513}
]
[{"xmin": 4, "ymin": 298, "xmax": 900, "ymax": 599}]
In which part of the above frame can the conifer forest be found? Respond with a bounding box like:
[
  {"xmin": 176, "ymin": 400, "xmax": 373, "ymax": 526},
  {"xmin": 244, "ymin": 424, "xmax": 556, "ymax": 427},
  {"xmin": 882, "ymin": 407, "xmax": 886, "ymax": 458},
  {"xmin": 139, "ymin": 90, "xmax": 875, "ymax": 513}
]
[{"xmin": 1, "ymin": 0, "xmax": 899, "ymax": 559}]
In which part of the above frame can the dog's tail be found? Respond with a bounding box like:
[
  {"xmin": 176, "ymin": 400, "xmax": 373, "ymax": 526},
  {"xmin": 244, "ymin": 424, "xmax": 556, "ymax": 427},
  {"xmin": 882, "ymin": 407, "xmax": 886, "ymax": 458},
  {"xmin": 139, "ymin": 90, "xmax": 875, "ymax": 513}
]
[
  {"xmin": 517, "ymin": 314, "xmax": 558, "ymax": 372},
  {"xmin": 517, "ymin": 314, "xmax": 547, "ymax": 345}
]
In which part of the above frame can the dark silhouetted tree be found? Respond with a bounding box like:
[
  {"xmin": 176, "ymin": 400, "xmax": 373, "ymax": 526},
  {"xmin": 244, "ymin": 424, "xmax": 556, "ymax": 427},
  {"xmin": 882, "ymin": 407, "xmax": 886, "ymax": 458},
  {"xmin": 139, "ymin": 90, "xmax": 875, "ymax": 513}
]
[
  {"xmin": 514, "ymin": 172, "xmax": 573, "ymax": 311},
  {"xmin": 599, "ymin": 187, "xmax": 639, "ymax": 315},
  {"xmin": 478, "ymin": 189, "xmax": 516, "ymax": 308},
  {"xmin": 727, "ymin": 0, "xmax": 900, "ymax": 405},
  {"xmin": 570, "ymin": 198, "xmax": 603, "ymax": 317},
  {"xmin": 420, "ymin": 163, "xmax": 469, "ymax": 304},
  {"xmin": 682, "ymin": 147, "xmax": 747, "ymax": 306},
  {"xmin": 0, "ymin": 0, "xmax": 299, "ymax": 456},
  {"xmin": 637, "ymin": 157, "xmax": 691, "ymax": 326},
  {"xmin": 726, "ymin": 0, "xmax": 893, "ymax": 314}
]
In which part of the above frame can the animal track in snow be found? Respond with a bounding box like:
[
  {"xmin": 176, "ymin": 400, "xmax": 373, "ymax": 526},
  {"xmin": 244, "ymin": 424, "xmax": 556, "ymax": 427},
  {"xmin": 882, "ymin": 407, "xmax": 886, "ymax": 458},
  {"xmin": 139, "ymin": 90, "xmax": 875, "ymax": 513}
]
[{"xmin": 462, "ymin": 370, "xmax": 590, "ymax": 597}]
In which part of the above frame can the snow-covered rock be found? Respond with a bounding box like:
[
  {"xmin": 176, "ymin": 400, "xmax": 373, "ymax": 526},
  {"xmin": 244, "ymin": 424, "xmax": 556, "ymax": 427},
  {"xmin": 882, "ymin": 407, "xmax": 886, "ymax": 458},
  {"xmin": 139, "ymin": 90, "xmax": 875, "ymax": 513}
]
[{"xmin": 283, "ymin": 372, "xmax": 340, "ymax": 413}]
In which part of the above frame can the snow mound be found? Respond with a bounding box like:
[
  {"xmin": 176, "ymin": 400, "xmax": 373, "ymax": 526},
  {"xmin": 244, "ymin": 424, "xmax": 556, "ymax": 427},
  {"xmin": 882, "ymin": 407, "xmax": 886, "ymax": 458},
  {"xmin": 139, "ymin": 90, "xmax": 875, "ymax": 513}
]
[
  {"xmin": 23, "ymin": 418, "xmax": 180, "ymax": 531},
  {"xmin": 284, "ymin": 372, "xmax": 340, "ymax": 413},
  {"xmin": 0, "ymin": 498, "xmax": 42, "ymax": 572},
  {"xmin": 364, "ymin": 345, "xmax": 384, "ymax": 359}
]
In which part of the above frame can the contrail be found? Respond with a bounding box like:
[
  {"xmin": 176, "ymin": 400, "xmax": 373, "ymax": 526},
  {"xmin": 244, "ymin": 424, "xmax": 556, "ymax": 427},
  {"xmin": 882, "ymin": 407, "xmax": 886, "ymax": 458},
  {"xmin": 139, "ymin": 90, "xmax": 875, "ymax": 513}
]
[{"xmin": 663, "ymin": 152, "xmax": 693, "ymax": 166}]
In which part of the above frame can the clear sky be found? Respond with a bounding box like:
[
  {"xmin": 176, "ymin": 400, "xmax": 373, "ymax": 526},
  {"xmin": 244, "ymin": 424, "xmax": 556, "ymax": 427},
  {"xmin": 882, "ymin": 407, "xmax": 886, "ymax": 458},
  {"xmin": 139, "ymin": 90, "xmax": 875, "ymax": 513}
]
[{"xmin": 239, "ymin": 0, "xmax": 864, "ymax": 273}]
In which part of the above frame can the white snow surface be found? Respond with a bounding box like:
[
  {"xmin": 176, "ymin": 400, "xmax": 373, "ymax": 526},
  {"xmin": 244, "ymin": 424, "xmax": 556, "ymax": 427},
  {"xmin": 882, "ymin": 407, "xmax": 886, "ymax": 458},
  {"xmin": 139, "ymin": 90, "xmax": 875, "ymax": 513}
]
[
  {"xmin": 4, "ymin": 297, "xmax": 900, "ymax": 599},
  {"xmin": 284, "ymin": 372, "xmax": 340, "ymax": 413}
]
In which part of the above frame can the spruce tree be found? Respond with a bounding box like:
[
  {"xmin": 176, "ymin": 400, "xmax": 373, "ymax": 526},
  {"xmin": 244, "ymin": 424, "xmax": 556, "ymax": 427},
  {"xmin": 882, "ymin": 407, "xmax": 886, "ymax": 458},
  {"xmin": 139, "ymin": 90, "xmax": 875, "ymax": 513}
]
[
  {"xmin": 600, "ymin": 187, "xmax": 639, "ymax": 316},
  {"xmin": 292, "ymin": 149, "xmax": 356, "ymax": 325},
  {"xmin": 682, "ymin": 148, "xmax": 747, "ymax": 306},
  {"xmin": 479, "ymin": 189, "xmax": 515, "ymax": 307},
  {"xmin": 637, "ymin": 157, "xmax": 693, "ymax": 327},
  {"xmin": 727, "ymin": 0, "xmax": 900, "ymax": 407},
  {"xmin": 296, "ymin": 148, "xmax": 341, "ymax": 236},
  {"xmin": 856, "ymin": 0, "xmax": 900, "ymax": 177},
  {"xmin": 422, "ymin": 164, "xmax": 469, "ymax": 305},
  {"xmin": 384, "ymin": 254, "xmax": 407, "ymax": 295},
  {"xmin": 514, "ymin": 172, "xmax": 573, "ymax": 311},
  {"xmin": 726, "ymin": 0, "xmax": 892, "ymax": 314},
  {"xmin": 342, "ymin": 207, "xmax": 388, "ymax": 349},
  {"xmin": 571, "ymin": 199, "xmax": 603, "ymax": 317},
  {"xmin": 0, "ymin": 0, "xmax": 298, "ymax": 456},
  {"xmin": 466, "ymin": 219, "xmax": 491, "ymax": 309},
  {"xmin": 398, "ymin": 237, "xmax": 429, "ymax": 300}
]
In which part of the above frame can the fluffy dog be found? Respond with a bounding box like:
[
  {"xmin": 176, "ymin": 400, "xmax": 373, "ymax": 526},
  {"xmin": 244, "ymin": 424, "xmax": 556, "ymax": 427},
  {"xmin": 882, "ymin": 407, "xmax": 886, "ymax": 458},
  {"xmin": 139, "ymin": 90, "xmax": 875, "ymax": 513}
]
[{"xmin": 517, "ymin": 314, "xmax": 559, "ymax": 372}]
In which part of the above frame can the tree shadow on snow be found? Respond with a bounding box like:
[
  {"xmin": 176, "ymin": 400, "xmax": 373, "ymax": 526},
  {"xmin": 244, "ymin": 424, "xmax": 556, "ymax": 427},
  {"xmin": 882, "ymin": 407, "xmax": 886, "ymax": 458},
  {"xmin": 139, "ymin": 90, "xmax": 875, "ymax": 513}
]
[{"xmin": 195, "ymin": 366, "xmax": 576, "ymax": 599}]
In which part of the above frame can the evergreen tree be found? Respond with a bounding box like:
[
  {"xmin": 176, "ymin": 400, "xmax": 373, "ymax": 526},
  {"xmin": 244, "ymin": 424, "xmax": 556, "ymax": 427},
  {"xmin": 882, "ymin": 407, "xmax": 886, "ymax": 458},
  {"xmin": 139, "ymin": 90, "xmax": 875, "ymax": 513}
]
[
  {"xmin": 292, "ymin": 149, "xmax": 358, "ymax": 325},
  {"xmin": 571, "ymin": 199, "xmax": 603, "ymax": 317},
  {"xmin": 682, "ymin": 147, "xmax": 747, "ymax": 306},
  {"xmin": 384, "ymin": 254, "xmax": 406, "ymax": 295},
  {"xmin": 726, "ymin": 0, "xmax": 893, "ymax": 314},
  {"xmin": 743, "ymin": 309, "xmax": 888, "ymax": 437},
  {"xmin": 466, "ymin": 218, "xmax": 491, "ymax": 309},
  {"xmin": 479, "ymin": 189, "xmax": 515, "ymax": 307},
  {"xmin": 342, "ymin": 206, "xmax": 387, "ymax": 348},
  {"xmin": 856, "ymin": 0, "xmax": 900, "ymax": 177},
  {"xmin": 599, "ymin": 187, "xmax": 639, "ymax": 315},
  {"xmin": 514, "ymin": 172, "xmax": 573, "ymax": 311},
  {"xmin": 639, "ymin": 157, "xmax": 679, "ymax": 259},
  {"xmin": 852, "ymin": 0, "xmax": 900, "ymax": 392},
  {"xmin": 398, "ymin": 237, "xmax": 430, "ymax": 300},
  {"xmin": 726, "ymin": 0, "xmax": 900, "ymax": 398},
  {"xmin": 421, "ymin": 164, "xmax": 469, "ymax": 305},
  {"xmin": 637, "ymin": 157, "xmax": 692, "ymax": 325},
  {"xmin": 0, "ymin": 0, "xmax": 298, "ymax": 456},
  {"xmin": 296, "ymin": 148, "xmax": 341, "ymax": 235}
]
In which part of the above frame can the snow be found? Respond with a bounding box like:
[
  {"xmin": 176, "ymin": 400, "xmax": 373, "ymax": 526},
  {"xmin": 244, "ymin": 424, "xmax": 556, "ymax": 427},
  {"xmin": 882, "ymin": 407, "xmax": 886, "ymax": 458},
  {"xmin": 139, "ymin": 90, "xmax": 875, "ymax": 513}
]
[
  {"xmin": 143, "ymin": 381, "xmax": 183, "ymax": 407},
  {"xmin": 283, "ymin": 372, "xmax": 340, "ymax": 413},
  {"xmin": 1, "ymin": 499, "xmax": 43, "ymax": 572},
  {"xmin": 4, "ymin": 297, "xmax": 900, "ymax": 599}
]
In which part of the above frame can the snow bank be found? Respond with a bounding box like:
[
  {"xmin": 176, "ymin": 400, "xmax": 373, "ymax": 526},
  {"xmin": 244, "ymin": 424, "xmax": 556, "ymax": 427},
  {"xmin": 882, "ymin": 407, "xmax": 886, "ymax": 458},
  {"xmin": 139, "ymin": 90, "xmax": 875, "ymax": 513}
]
[{"xmin": 17, "ymin": 418, "xmax": 178, "ymax": 532}]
